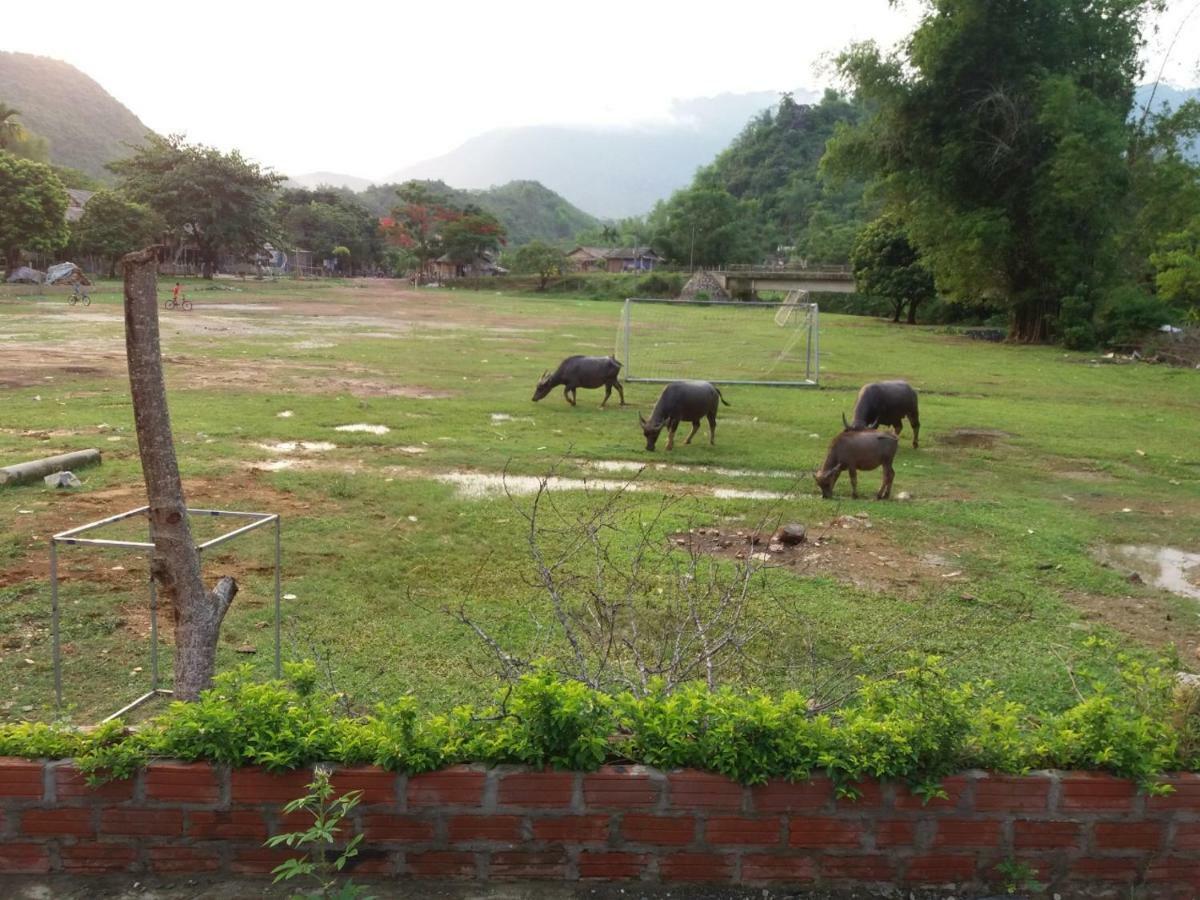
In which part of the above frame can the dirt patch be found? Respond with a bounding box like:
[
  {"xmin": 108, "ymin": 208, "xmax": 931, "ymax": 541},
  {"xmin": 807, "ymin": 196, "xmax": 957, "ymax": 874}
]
[
  {"xmin": 938, "ymin": 428, "xmax": 1013, "ymax": 448},
  {"xmin": 669, "ymin": 519, "xmax": 958, "ymax": 598},
  {"xmin": 1066, "ymin": 589, "xmax": 1197, "ymax": 658}
]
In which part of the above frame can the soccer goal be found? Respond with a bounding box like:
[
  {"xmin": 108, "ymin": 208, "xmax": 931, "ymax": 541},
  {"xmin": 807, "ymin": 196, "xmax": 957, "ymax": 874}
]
[{"xmin": 616, "ymin": 292, "xmax": 819, "ymax": 386}]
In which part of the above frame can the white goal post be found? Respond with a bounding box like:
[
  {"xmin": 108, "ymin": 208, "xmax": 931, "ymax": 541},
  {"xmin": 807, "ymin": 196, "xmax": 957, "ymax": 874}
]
[{"xmin": 617, "ymin": 293, "xmax": 819, "ymax": 387}]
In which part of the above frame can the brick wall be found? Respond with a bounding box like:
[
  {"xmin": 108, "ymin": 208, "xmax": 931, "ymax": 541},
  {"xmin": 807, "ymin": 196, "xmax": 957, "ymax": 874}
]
[{"xmin": 1, "ymin": 758, "xmax": 1197, "ymax": 894}]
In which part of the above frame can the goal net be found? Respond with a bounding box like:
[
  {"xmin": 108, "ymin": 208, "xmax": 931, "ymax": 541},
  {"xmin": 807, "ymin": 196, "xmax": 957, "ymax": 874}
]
[{"xmin": 616, "ymin": 293, "xmax": 819, "ymax": 386}]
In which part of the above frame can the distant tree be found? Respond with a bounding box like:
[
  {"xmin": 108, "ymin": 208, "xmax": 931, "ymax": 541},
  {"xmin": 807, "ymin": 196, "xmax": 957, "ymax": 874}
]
[
  {"xmin": 648, "ymin": 187, "xmax": 758, "ymax": 267},
  {"xmin": 0, "ymin": 103, "xmax": 50, "ymax": 163},
  {"xmin": 512, "ymin": 240, "xmax": 566, "ymax": 290},
  {"xmin": 851, "ymin": 216, "xmax": 936, "ymax": 324},
  {"xmin": 0, "ymin": 103, "xmax": 22, "ymax": 149},
  {"xmin": 0, "ymin": 151, "xmax": 69, "ymax": 276},
  {"xmin": 110, "ymin": 134, "xmax": 283, "ymax": 278},
  {"xmin": 74, "ymin": 190, "xmax": 165, "ymax": 276},
  {"xmin": 600, "ymin": 224, "xmax": 620, "ymax": 245},
  {"xmin": 386, "ymin": 182, "xmax": 455, "ymax": 278},
  {"xmin": 277, "ymin": 187, "xmax": 383, "ymax": 274},
  {"xmin": 1151, "ymin": 216, "xmax": 1200, "ymax": 312},
  {"xmin": 440, "ymin": 208, "xmax": 506, "ymax": 262}
]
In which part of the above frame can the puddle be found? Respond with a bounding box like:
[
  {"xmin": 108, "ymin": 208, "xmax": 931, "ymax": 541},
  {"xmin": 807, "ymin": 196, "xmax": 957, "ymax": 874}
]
[
  {"xmin": 398, "ymin": 445, "xmax": 428, "ymax": 454},
  {"xmin": 712, "ymin": 487, "xmax": 790, "ymax": 501},
  {"xmin": 434, "ymin": 472, "xmax": 644, "ymax": 499},
  {"xmin": 582, "ymin": 459, "xmax": 795, "ymax": 479},
  {"xmin": 335, "ymin": 424, "xmax": 390, "ymax": 435},
  {"xmin": 255, "ymin": 441, "xmax": 336, "ymax": 453},
  {"xmin": 255, "ymin": 460, "xmax": 296, "ymax": 471},
  {"xmin": 491, "ymin": 413, "xmax": 534, "ymax": 424},
  {"xmin": 293, "ymin": 340, "xmax": 337, "ymax": 350},
  {"xmin": 276, "ymin": 410, "xmax": 294, "ymax": 418},
  {"xmin": 1098, "ymin": 545, "xmax": 1200, "ymax": 600}
]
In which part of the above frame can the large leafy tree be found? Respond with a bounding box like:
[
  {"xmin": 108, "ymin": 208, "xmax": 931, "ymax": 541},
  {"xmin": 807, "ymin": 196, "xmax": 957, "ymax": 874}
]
[
  {"xmin": 648, "ymin": 187, "xmax": 759, "ymax": 267},
  {"xmin": 278, "ymin": 187, "xmax": 384, "ymax": 273},
  {"xmin": 511, "ymin": 240, "xmax": 565, "ymax": 290},
  {"xmin": 0, "ymin": 150, "xmax": 69, "ymax": 275},
  {"xmin": 110, "ymin": 135, "xmax": 283, "ymax": 278},
  {"xmin": 0, "ymin": 103, "xmax": 22, "ymax": 149},
  {"xmin": 852, "ymin": 216, "xmax": 937, "ymax": 324},
  {"xmin": 385, "ymin": 182, "xmax": 455, "ymax": 277},
  {"xmin": 827, "ymin": 0, "xmax": 1161, "ymax": 342},
  {"xmin": 440, "ymin": 207, "xmax": 506, "ymax": 262},
  {"xmin": 73, "ymin": 190, "xmax": 165, "ymax": 276}
]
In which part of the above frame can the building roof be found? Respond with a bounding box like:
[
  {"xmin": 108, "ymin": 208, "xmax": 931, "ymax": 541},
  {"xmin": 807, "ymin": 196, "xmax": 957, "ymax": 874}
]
[
  {"xmin": 567, "ymin": 246, "xmax": 610, "ymax": 259},
  {"xmin": 605, "ymin": 246, "xmax": 663, "ymax": 261}
]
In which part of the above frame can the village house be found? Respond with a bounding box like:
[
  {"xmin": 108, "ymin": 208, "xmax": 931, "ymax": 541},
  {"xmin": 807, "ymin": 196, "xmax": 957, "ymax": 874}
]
[
  {"xmin": 432, "ymin": 251, "xmax": 507, "ymax": 280},
  {"xmin": 565, "ymin": 246, "xmax": 610, "ymax": 272},
  {"xmin": 565, "ymin": 245, "xmax": 665, "ymax": 273}
]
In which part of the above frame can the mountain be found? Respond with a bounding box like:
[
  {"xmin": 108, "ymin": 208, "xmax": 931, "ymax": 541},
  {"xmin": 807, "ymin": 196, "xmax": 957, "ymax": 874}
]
[
  {"xmin": 359, "ymin": 179, "xmax": 598, "ymax": 246},
  {"xmin": 0, "ymin": 51, "xmax": 152, "ymax": 180},
  {"xmin": 386, "ymin": 90, "xmax": 819, "ymax": 219},
  {"xmin": 287, "ymin": 171, "xmax": 376, "ymax": 192}
]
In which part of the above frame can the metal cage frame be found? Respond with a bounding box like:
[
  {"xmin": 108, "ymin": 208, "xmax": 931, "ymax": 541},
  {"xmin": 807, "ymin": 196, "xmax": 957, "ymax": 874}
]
[
  {"xmin": 50, "ymin": 506, "xmax": 282, "ymax": 722},
  {"xmin": 619, "ymin": 297, "xmax": 820, "ymax": 387}
]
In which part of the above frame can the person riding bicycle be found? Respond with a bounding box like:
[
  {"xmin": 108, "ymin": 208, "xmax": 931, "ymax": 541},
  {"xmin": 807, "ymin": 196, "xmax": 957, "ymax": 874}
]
[{"xmin": 172, "ymin": 282, "xmax": 182, "ymax": 304}]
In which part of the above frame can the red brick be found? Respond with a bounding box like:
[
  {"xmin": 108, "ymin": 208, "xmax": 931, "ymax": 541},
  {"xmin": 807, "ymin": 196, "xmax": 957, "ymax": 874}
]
[
  {"xmin": 148, "ymin": 845, "xmax": 221, "ymax": 874},
  {"xmin": 0, "ymin": 758, "xmax": 44, "ymax": 798},
  {"xmin": 531, "ymin": 815, "xmax": 609, "ymax": 843},
  {"xmin": 342, "ymin": 849, "xmax": 393, "ymax": 875},
  {"xmin": 21, "ymin": 807, "xmax": 94, "ymax": 837},
  {"xmin": 1059, "ymin": 773, "xmax": 1137, "ymax": 812},
  {"xmin": 668, "ymin": 770, "xmax": 743, "ymax": 810},
  {"xmin": 1146, "ymin": 857, "xmax": 1200, "ymax": 885},
  {"xmin": 144, "ymin": 762, "xmax": 220, "ymax": 804},
  {"xmin": 361, "ymin": 813, "xmax": 434, "ymax": 842},
  {"xmin": 53, "ymin": 765, "xmax": 135, "ymax": 802},
  {"xmin": 622, "ymin": 813, "xmax": 695, "ymax": 845},
  {"xmin": 231, "ymin": 846, "xmax": 305, "ymax": 875},
  {"xmin": 659, "ymin": 851, "xmax": 733, "ymax": 881},
  {"xmin": 275, "ymin": 809, "xmax": 326, "ymax": 833},
  {"xmin": 61, "ymin": 843, "xmax": 136, "ymax": 873},
  {"xmin": 1014, "ymin": 820, "xmax": 1082, "ymax": 850},
  {"xmin": 893, "ymin": 776, "xmax": 968, "ymax": 810},
  {"xmin": 1174, "ymin": 822, "xmax": 1200, "ymax": 851},
  {"xmin": 1068, "ymin": 857, "xmax": 1140, "ymax": 881},
  {"xmin": 101, "ymin": 807, "xmax": 184, "ymax": 836},
  {"xmin": 1147, "ymin": 774, "xmax": 1200, "ymax": 811},
  {"xmin": 974, "ymin": 775, "xmax": 1050, "ymax": 812},
  {"xmin": 497, "ymin": 770, "xmax": 574, "ymax": 808},
  {"xmin": 875, "ymin": 819, "xmax": 917, "ymax": 848},
  {"xmin": 788, "ymin": 816, "xmax": 863, "ymax": 848},
  {"xmin": 583, "ymin": 766, "xmax": 660, "ymax": 809},
  {"xmin": 821, "ymin": 855, "xmax": 896, "ymax": 880},
  {"xmin": 835, "ymin": 780, "xmax": 885, "ymax": 809},
  {"xmin": 1095, "ymin": 821, "xmax": 1163, "ymax": 850},
  {"xmin": 329, "ymin": 766, "xmax": 398, "ymax": 806},
  {"xmin": 408, "ymin": 850, "xmax": 476, "ymax": 878},
  {"xmin": 229, "ymin": 766, "xmax": 313, "ymax": 805},
  {"xmin": 905, "ymin": 854, "xmax": 978, "ymax": 883},
  {"xmin": 0, "ymin": 843, "xmax": 51, "ymax": 875},
  {"xmin": 741, "ymin": 854, "xmax": 818, "ymax": 882},
  {"xmin": 706, "ymin": 815, "xmax": 781, "ymax": 846},
  {"xmin": 448, "ymin": 814, "xmax": 521, "ymax": 842},
  {"xmin": 188, "ymin": 809, "xmax": 268, "ymax": 840},
  {"xmin": 489, "ymin": 849, "xmax": 567, "ymax": 879},
  {"xmin": 407, "ymin": 766, "xmax": 485, "ymax": 807},
  {"xmin": 751, "ymin": 778, "xmax": 832, "ymax": 813},
  {"xmin": 578, "ymin": 851, "xmax": 648, "ymax": 878},
  {"xmin": 932, "ymin": 819, "xmax": 1002, "ymax": 848}
]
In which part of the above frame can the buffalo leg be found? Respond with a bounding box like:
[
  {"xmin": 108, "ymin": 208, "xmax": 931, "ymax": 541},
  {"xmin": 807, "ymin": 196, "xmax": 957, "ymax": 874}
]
[
  {"xmin": 614, "ymin": 380, "xmax": 626, "ymax": 406},
  {"xmin": 666, "ymin": 422, "xmax": 678, "ymax": 451},
  {"xmin": 848, "ymin": 468, "xmax": 859, "ymax": 499},
  {"xmin": 877, "ymin": 461, "xmax": 895, "ymax": 499},
  {"xmin": 707, "ymin": 412, "xmax": 717, "ymax": 445},
  {"xmin": 564, "ymin": 387, "xmax": 577, "ymax": 406},
  {"xmin": 683, "ymin": 420, "xmax": 700, "ymax": 444},
  {"xmin": 894, "ymin": 419, "xmax": 903, "ymax": 437},
  {"xmin": 909, "ymin": 413, "xmax": 920, "ymax": 449},
  {"xmin": 601, "ymin": 384, "xmax": 612, "ymax": 407}
]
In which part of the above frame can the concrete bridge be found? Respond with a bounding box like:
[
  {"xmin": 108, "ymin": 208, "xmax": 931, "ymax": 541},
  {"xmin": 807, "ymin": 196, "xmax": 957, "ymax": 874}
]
[{"xmin": 710, "ymin": 266, "xmax": 856, "ymax": 297}]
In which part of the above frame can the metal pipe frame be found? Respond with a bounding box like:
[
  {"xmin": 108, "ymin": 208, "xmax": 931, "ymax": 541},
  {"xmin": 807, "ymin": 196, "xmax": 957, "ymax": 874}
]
[{"xmin": 50, "ymin": 506, "xmax": 283, "ymax": 717}]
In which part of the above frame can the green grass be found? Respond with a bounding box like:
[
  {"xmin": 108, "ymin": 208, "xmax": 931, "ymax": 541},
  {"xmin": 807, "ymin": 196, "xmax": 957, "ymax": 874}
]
[{"xmin": 1, "ymin": 277, "xmax": 1197, "ymax": 723}]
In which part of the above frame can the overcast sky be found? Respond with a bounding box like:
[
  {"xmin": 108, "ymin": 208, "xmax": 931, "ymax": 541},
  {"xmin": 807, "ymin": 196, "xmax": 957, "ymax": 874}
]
[{"xmin": 5, "ymin": 0, "xmax": 1198, "ymax": 178}]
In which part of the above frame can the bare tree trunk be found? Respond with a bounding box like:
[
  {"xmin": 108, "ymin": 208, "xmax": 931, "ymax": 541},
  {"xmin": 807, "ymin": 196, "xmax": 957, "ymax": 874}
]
[{"xmin": 123, "ymin": 247, "xmax": 237, "ymax": 701}]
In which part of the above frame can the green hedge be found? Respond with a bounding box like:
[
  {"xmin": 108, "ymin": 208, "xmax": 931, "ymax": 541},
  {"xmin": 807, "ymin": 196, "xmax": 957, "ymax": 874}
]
[{"xmin": 1, "ymin": 657, "xmax": 1196, "ymax": 793}]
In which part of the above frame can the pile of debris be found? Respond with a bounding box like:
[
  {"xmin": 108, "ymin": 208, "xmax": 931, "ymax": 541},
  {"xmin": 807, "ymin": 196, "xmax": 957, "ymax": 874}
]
[
  {"xmin": 6, "ymin": 266, "xmax": 44, "ymax": 284},
  {"xmin": 678, "ymin": 270, "xmax": 730, "ymax": 301},
  {"xmin": 46, "ymin": 262, "xmax": 91, "ymax": 286}
]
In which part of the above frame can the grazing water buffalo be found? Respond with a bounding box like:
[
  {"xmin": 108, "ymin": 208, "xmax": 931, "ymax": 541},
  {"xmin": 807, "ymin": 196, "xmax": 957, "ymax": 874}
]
[
  {"xmin": 849, "ymin": 380, "xmax": 920, "ymax": 448},
  {"xmin": 532, "ymin": 355, "xmax": 625, "ymax": 407},
  {"xmin": 814, "ymin": 428, "xmax": 899, "ymax": 500},
  {"xmin": 639, "ymin": 381, "xmax": 730, "ymax": 451}
]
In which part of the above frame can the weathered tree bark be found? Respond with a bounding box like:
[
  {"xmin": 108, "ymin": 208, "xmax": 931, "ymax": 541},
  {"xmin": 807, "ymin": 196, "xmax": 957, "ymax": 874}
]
[{"xmin": 123, "ymin": 247, "xmax": 236, "ymax": 701}]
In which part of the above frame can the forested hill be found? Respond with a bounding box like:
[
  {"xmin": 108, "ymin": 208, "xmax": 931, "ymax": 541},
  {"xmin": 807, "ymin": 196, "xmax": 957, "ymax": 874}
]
[
  {"xmin": 0, "ymin": 52, "xmax": 152, "ymax": 180},
  {"xmin": 357, "ymin": 179, "xmax": 599, "ymax": 246},
  {"xmin": 649, "ymin": 91, "xmax": 871, "ymax": 265}
]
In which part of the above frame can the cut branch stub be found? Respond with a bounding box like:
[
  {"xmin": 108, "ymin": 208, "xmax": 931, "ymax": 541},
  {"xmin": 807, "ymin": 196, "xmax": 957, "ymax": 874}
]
[{"xmin": 122, "ymin": 247, "xmax": 236, "ymax": 701}]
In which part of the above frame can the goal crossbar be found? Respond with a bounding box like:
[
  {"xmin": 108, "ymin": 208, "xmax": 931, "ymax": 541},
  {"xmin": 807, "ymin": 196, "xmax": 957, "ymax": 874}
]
[{"xmin": 618, "ymin": 297, "xmax": 819, "ymax": 387}]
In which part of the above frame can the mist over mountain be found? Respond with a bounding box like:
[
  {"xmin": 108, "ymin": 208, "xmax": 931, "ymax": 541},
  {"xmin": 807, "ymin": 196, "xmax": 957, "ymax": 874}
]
[{"xmin": 0, "ymin": 51, "xmax": 152, "ymax": 179}]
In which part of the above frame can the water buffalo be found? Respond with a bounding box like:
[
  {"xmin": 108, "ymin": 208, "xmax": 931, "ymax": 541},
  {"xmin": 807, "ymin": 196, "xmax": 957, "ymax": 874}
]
[
  {"xmin": 814, "ymin": 428, "xmax": 899, "ymax": 500},
  {"xmin": 532, "ymin": 355, "xmax": 625, "ymax": 407},
  {"xmin": 849, "ymin": 380, "xmax": 920, "ymax": 448},
  {"xmin": 639, "ymin": 381, "xmax": 729, "ymax": 451}
]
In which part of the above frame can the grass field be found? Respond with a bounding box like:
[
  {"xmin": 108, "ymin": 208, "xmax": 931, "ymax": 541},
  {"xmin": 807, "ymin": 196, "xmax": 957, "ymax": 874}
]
[{"xmin": 1, "ymin": 277, "xmax": 1197, "ymax": 724}]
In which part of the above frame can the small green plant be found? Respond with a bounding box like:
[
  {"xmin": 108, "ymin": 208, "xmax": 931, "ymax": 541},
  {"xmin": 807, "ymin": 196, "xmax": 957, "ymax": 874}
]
[
  {"xmin": 265, "ymin": 767, "xmax": 374, "ymax": 900},
  {"xmin": 994, "ymin": 857, "xmax": 1045, "ymax": 895}
]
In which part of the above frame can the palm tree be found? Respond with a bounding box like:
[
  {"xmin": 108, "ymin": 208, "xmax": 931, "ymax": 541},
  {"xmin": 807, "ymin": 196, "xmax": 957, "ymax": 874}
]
[
  {"xmin": 600, "ymin": 224, "xmax": 620, "ymax": 246},
  {"xmin": 0, "ymin": 103, "xmax": 23, "ymax": 150}
]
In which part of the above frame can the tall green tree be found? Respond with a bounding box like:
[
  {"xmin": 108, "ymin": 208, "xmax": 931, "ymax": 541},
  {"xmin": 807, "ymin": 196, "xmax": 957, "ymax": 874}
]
[
  {"xmin": 827, "ymin": 0, "xmax": 1161, "ymax": 342},
  {"xmin": 73, "ymin": 190, "xmax": 165, "ymax": 276},
  {"xmin": 278, "ymin": 187, "xmax": 384, "ymax": 273},
  {"xmin": 852, "ymin": 216, "xmax": 937, "ymax": 324},
  {"xmin": 440, "ymin": 208, "xmax": 506, "ymax": 262},
  {"xmin": 511, "ymin": 240, "xmax": 565, "ymax": 290},
  {"xmin": 0, "ymin": 150, "xmax": 69, "ymax": 275},
  {"xmin": 648, "ymin": 187, "xmax": 759, "ymax": 267},
  {"xmin": 0, "ymin": 103, "xmax": 22, "ymax": 149},
  {"xmin": 110, "ymin": 135, "xmax": 283, "ymax": 278}
]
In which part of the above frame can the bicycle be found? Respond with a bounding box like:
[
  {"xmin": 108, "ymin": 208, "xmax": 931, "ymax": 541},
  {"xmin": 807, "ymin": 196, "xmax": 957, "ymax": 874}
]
[
  {"xmin": 164, "ymin": 295, "xmax": 193, "ymax": 311},
  {"xmin": 68, "ymin": 286, "xmax": 91, "ymax": 307}
]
